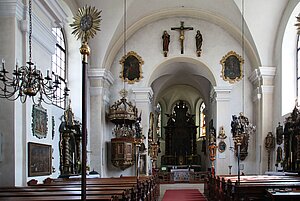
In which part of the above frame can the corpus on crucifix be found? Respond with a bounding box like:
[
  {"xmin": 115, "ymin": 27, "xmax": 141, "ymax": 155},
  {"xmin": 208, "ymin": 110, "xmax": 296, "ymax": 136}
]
[{"xmin": 171, "ymin": 21, "xmax": 193, "ymax": 54}]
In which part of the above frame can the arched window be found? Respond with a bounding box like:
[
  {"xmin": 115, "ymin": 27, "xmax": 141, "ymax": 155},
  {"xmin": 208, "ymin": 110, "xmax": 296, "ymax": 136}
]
[
  {"xmin": 156, "ymin": 103, "xmax": 162, "ymax": 138},
  {"xmin": 281, "ymin": 4, "xmax": 300, "ymax": 115},
  {"xmin": 52, "ymin": 28, "xmax": 67, "ymax": 108},
  {"xmin": 199, "ymin": 102, "xmax": 206, "ymax": 138}
]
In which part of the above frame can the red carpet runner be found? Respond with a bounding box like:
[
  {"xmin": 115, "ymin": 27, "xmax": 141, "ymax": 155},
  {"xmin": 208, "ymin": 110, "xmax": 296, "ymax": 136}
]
[{"xmin": 162, "ymin": 189, "xmax": 207, "ymax": 201}]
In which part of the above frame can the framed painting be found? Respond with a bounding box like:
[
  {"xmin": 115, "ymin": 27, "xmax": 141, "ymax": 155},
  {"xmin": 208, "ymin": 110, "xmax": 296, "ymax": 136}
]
[
  {"xmin": 28, "ymin": 142, "xmax": 52, "ymax": 176},
  {"xmin": 32, "ymin": 104, "xmax": 48, "ymax": 139},
  {"xmin": 220, "ymin": 51, "xmax": 244, "ymax": 84},
  {"xmin": 218, "ymin": 141, "xmax": 226, "ymax": 153},
  {"xmin": 119, "ymin": 51, "xmax": 144, "ymax": 84}
]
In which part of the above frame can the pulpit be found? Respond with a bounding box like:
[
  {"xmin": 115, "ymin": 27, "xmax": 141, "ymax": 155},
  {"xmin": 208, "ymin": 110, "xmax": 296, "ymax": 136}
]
[
  {"xmin": 111, "ymin": 137, "xmax": 135, "ymax": 170},
  {"xmin": 108, "ymin": 90, "xmax": 144, "ymax": 170}
]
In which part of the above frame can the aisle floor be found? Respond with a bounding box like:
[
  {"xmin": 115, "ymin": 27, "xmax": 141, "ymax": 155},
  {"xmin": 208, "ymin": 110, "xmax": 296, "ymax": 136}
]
[{"xmin": 159, "ymin": 183, "xmax": 205, "ymax": 201}]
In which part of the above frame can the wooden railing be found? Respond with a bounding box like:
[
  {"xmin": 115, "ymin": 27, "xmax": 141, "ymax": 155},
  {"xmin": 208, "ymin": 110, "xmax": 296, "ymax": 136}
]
[{"xmin": 157, "ymin": 171, "xmax": 209, "ymax": 184}]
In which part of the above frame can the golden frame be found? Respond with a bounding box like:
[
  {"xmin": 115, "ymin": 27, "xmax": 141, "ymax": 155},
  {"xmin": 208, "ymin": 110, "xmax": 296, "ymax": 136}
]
[
  {"xmin": 218, "ymin": 141, "xmax": 226, "ymax": 153},
  {"xmin": 119, "ymin": 51, "xmax": 144, "ymax": 84},
  {"xmin": 220, "ymin": 51, "xmax": 244, "ymax": 84}
]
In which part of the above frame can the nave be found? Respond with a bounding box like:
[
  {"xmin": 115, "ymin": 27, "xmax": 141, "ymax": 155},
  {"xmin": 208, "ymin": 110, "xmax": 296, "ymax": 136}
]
[{"xmin": 1, "ymin": 0, "xmax": 300, "ymax": 201}]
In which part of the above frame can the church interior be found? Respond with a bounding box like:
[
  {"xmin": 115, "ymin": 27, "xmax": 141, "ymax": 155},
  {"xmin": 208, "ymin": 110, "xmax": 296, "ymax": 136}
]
[{"xmin": 0, "ymin": 0, "xmax": 300, "ymax": 200}]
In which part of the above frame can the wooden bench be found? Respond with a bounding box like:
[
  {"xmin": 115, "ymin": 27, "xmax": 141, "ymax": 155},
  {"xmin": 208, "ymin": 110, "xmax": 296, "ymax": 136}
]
[
  {"xmin": 0, "ymin": 176, "xmax": 159, "ymax": 201},
  {"xmin": 41, "ymin": 176, "xmax": 158, "ymax": 201},
  {"xmin": 206, "ymin": 174, "xmax": 300, "ymax": 201}
]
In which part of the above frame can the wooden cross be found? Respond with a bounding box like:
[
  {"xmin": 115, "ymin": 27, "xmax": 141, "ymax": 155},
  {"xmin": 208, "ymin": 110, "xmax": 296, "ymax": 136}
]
[{"xmin": 171, "ymin": 21, "xmax": 194, "ymax": 54}]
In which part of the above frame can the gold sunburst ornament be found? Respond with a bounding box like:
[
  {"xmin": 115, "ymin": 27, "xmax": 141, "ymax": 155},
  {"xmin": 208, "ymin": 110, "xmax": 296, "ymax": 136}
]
[{"xmin": 70, "ymin": 5, "xmax": 102, "ymax": 42}]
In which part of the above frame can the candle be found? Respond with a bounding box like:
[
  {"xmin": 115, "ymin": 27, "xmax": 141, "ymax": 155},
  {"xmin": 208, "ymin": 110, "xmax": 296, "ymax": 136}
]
[
  {"xmin": 47, "ymin": 70, "xmax": 49, "ymax": 78},
  {"xmin": 1, "ymin": 58, "xmax": 5, "ymax": 71},
  {"xmin": 15, "ymin": 59, "xmax": 18, "ymax": 72},
  {"xmin": 72, "ymin": 152, "xmax": 75, "ymax": 165}
]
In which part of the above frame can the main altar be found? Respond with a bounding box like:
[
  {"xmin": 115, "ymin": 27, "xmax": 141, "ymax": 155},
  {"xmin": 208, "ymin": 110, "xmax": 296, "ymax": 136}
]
[{"xmin": 161, "ymin": 101, "xmax": 201, "ymax": 172}]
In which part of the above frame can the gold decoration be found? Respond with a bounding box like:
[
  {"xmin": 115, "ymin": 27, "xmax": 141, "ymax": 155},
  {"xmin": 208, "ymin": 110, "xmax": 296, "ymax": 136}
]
[
  {"xmin": 119, "ymin": 51, "xmax": 144, "ymax": 84},
  {"xmin": 70, "ymin": 5, "xmax": 102, "ymax": 42},
  {"xmin": 218, "ymin": 126, "xmax": 227, "ymax": 140},
  {"xmin": 220, "ymin": 51, "xmax": 244, "ymax": 84}
]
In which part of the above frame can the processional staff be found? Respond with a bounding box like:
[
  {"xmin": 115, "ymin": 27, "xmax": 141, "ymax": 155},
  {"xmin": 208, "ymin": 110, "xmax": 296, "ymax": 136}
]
[{"xmin": 70, "ymin": 5, "xmax": 102, "ymax": 201}]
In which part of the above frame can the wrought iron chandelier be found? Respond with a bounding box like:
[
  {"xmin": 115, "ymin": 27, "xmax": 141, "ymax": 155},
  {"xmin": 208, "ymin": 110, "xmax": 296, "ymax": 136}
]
[{"xmin": 0, "ymin": 0, "xmax": 69, "ymax": 104}]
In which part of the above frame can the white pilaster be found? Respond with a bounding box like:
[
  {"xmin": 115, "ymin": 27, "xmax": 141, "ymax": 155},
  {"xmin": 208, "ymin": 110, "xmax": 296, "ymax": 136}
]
[
  {"xmin": 211, "ymin": 86, "xmax": 233, "ymax": 175},
  {"xmin": 132, "ymin": 87, "xmax": 154, "ymax": 175},
  {"xmin": 250, "ymin": 66, "xmax": 276, "ymax": 174},
  {"xmin": 88, "ymin": 68, "xmax": 114, "ymax": 177}
]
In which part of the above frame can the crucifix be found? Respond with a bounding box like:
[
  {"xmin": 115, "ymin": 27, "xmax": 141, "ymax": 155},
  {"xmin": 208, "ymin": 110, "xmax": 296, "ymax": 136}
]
[{"xmin": 171, "ymin": 21, "xmax": 194, "ymax": 54}]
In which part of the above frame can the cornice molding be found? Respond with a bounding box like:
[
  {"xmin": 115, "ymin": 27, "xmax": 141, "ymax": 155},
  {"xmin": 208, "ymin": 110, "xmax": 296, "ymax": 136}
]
[
  {"xmin": 30, "ymin": 13, "xmax": 56, "ymax": 55},
  {"xmin": 249, "ymin": 69, "xmax": 260, "ymax": 86},
  {"xmin": 260, "ymin": 85, "xmax": 274, "ymax": 94},
  {"xmin": 87, "ymin": 68, "xmax": 114, "ymax": 87},
  {"xmin": 259, "ymin": 66, "xmax": 276, "ymax": 77},
  {"xmin": 212, "ymin": 86, "xmax": 233, "ymax": 102},
  {"xmin": 35, "ymin": 0, "xmax": 68, "ymax": 28},
  {"xmin": 0, "ymin": 1, "xmax": 24, "ymax": 20},
  {"xmin": 249, "ymin": 66, "xmax": 276, "ymax": 87},
  {"xmin": 132, "ymin": 87, "xmax": 154, "ymax": 103}
]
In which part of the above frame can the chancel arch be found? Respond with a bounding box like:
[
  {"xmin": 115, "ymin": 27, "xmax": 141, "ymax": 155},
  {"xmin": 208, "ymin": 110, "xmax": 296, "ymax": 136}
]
[{"xmin": 147, "ymin": 56, "xmax": 217, "ymax": 172}]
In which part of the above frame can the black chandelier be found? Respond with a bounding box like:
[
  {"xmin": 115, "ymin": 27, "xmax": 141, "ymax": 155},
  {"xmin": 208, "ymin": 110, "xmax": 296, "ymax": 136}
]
[{"xmin": 0, "ymin": 0, "xmax": 69, "ymax": 104}]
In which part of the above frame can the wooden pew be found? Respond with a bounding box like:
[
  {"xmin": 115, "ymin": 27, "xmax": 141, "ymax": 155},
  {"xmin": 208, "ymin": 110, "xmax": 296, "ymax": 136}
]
[
  {"xmin": 41, "ymin": 176, "xmax": 158, "ymax": 201},
  {"xmin": 0, "ymin": 176, "xmax": 159, "ymax": 201},
  {"xmin": 0, "ymin": 195, "xmax": 118, "ymax": 201},
  {"xmin": 208, "ymin": 175, "xmax": 300, "ymax": 201}
]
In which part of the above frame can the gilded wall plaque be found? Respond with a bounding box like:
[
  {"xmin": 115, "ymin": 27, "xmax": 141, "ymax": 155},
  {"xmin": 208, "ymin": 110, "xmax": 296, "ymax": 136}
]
[
  {"xmin": 220, "ymin": 51, "xmax": 244, "ymax": 84},
  {"xmin": 119, "ymin": 51, "xmax": 144, "ymax": 84}
]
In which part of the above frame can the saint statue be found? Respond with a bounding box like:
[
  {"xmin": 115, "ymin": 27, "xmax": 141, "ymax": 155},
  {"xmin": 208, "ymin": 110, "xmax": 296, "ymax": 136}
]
[
  {"xmin": 195, "ymin": 30, "xmax": 203, "ymax": 57},
  {"xmin": 162, "ymin": 30, "xmax": 170, "ymax": 57}
]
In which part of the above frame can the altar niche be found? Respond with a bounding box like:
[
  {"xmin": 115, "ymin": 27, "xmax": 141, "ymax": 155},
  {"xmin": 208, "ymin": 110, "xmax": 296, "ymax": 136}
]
[{"xmin": 161, "ymin": 101, "xmax": 201, "ymax": 169}]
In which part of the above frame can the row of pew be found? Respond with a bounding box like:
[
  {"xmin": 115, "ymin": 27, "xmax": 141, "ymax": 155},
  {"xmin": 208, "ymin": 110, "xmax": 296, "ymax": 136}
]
[
  {"xmin": 0, "ymin": 175, "xmax": 159, "ymax": 201},
  {"xmin": 204, "ymin": 174, "xmax": 300, "ymax": 201}
]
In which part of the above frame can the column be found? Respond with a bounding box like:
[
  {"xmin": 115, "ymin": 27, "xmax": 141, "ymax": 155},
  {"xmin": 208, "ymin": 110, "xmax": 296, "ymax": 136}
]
[
  {"xmin": 88, "ymin": 68, "xmax": 113, "ymax": 177},
  {"xmin": 211, "ymin": 86, "xmax": 232, "ymax": 175},
  {"xmin": 249, "ymin": 66, "xmax": 276, "ymax": 174},
  {"xmin": 132, "ymin": 87, "xmax": 153, "ymax": 175}
]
